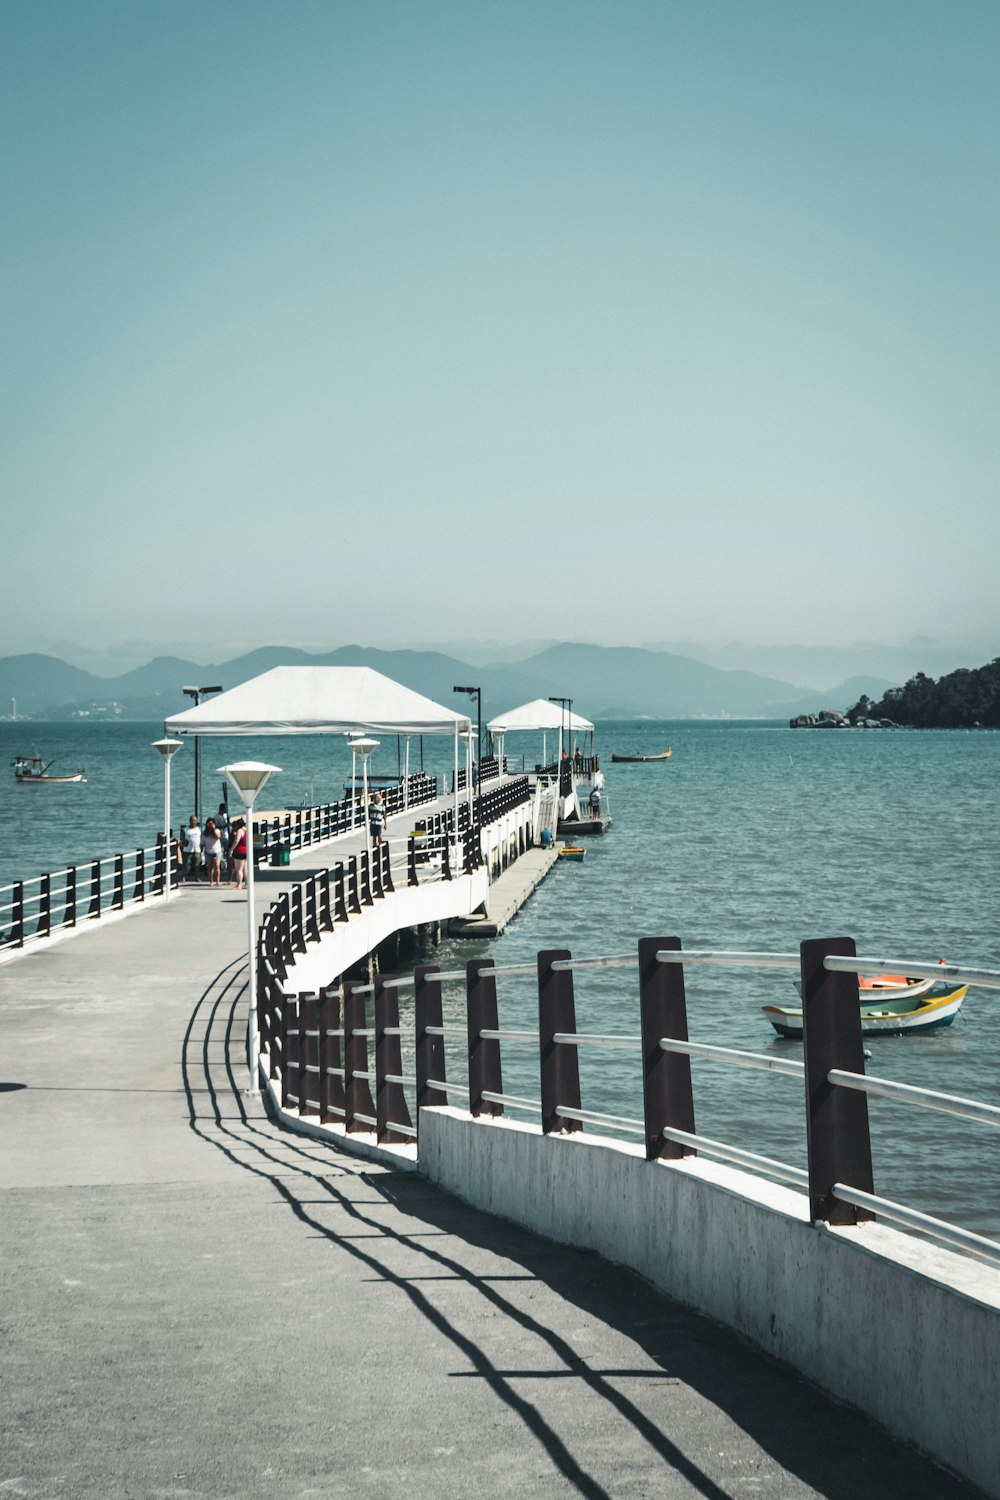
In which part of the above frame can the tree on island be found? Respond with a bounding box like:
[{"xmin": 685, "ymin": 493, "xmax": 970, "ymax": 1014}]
[{"xmin": 848, "ymin": 659, "xmax": 1000, "ymax": 728}]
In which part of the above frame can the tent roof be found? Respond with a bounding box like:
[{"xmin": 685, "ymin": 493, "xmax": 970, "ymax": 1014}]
[
  {"xmin": 487, "ymin": 698, "xmax": 594, "ymax": 734},
  {"xmin": 164, "ymin": 666, "xmax": 471, "ymax": 738}
]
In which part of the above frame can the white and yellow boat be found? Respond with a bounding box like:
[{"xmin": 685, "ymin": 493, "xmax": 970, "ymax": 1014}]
[{"xmin": 763, "ymin": 977, "xmax": 968, "ymax": 1039}]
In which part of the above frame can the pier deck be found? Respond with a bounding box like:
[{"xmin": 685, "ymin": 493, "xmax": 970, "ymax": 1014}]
[{"xmin": 1, "ymin": 873, "xmax": 984, "ymax": 1497}]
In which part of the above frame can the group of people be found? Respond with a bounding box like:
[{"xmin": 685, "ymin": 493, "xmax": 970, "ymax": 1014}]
[{"xmin": 177, "ymin": 805, "xmax": 249, "ymax": 889}]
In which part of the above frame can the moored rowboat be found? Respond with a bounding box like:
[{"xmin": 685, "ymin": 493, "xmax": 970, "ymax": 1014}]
[
  {"xmin": 763, "ymin": 980, "xmax": 968, "ymax": 1039},
  {"xmin": 610, "ymin": 749, "xmax": 672, "ymax": 763}
]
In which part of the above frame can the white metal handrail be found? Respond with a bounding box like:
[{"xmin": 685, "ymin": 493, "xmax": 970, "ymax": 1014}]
[
  {"xmin": 479, "ymin": 1028, "xmax": 537, "ymax": 1043},
  {"xmin": 553, "ymin": 1031, "xmax": 642, "ymax": 1050},
  {"xmin": 480, "ymin": 1090, "xmax": 541, "ymax": 1112},
  {"xmin": 660, "ymin": 1038, "xmax": 804, "ymax": 1078},
  {"xmin": 824, "ymin": 953, "xmax": 1000, "ymax": 993},
  {"xmin": 656, "ymin": 948, "xmax": 800, "ymax": 970},
  {"xmin": 829, "ymin": 1069, "xmax": 1000, "ymax": 1127},
  {"xmin": 424, "ymin": 1078, "xmax": 463, "ymax": 1095},
  {"xmin": 554, "ymin": 1104, "xmax": 644, "ymax": 1133},
  {"xmin": 662, "ymin": 1126, "xmax": 809, "ymax": 1187},
  {"xmin": 550, "ymin": 954, "xmax": 634, "ymax": 972},
  {"xmin": 473, "ymin": 963, "xmax": 539, "ymax": 979},
  {"xmin": 832, "ymin": 1183, "xmax": 1000, "ymax": 1265}
]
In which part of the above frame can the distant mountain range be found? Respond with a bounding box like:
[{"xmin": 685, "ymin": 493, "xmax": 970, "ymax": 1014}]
[{"xmin": 0, "ymin": 643, "xmax": 894, "ymax": 723}]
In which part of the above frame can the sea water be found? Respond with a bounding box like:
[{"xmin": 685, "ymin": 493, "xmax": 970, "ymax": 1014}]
[{"xmin": 2, "ymin": 719, "xmax": 998, "ymax": 1234}]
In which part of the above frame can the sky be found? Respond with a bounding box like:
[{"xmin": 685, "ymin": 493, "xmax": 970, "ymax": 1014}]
[{"xmin": 3, "ymin": 0, "xmax": 998, "ymax": 662}]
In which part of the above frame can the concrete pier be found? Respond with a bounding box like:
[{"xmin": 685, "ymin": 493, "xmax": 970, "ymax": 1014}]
[
  {"xmin": 449, "ymin": 843, "xmax": 560, "ymax": 937},
  {"xmin": 1, "ymin": 870, "xmax": 985, "ymax": 1496}
]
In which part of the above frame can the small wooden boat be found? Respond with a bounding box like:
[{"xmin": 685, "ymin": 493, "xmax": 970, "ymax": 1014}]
[
  {"xmin": 610, "ymin": 749, "xmax": 672, "ymax": 763},
  {"xmin": 558, "ymin": 845, "xmax": 586, "ymax": 861},
  {"xmin": 763, "ymin": 979, "xmax": 968, "ymax": 1039},
  {"xmin": 12, "ymin": 754, "xmax": 86, "ymax": 784}
]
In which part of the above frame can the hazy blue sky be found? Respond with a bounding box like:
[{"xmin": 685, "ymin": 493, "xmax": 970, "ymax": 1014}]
[{"xmin": 3, "ymin": 1, "xmax": 998, "ymax": 660}]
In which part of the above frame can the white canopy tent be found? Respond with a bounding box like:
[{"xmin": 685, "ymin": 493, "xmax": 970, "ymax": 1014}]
[
  {"xmin": 486, "ymin": 698, "xmax": 595, "ymax": 769},
  {"xmin": 165, "ymin": 666, "xmax": 472, "ymax": 738},
  {"xmin": 164, "ymin": 665, "xmax": 472, "ymax": 827}
]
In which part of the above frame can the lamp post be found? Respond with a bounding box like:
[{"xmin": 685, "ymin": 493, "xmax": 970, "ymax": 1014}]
[
  {"xmin": 453, "ymin": 685, "xmax": 482, "ymax": 758},
  {"xmin": 548, "ymin": 696, "xmax": 573, "ymax": 768},
  {"xmin": 181, "ymin": 684, "xmax": 223, "ymax": 823},
  {"xmin": 346, "ymin": 733, "xmax": 362, "ymax": 829},
  {"xmin": 350, "ymin": 737, "xmax": 379, "ymax": 862},
  {"xmin": 217, "ymin": 759, "xmax": 281, "ymax": 1092},
  {"xmin": 152, "ymin": 738, "xmax": 183, "ymax": 900}
]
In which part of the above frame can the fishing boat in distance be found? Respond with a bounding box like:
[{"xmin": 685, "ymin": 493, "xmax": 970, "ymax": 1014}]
[
  {"xmin": 610, "ymin": 748, "xmax": 672, "ymax": 763},
  {"xmin": 12, "ymin": 754, "xmax": 86, "ymax": 784},
  {"xmin": 762, "ymin": 976, "xmax": 968, "ymax": 1039}
]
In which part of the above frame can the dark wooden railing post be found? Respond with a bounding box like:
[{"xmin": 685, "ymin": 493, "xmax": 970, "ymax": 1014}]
[
  {"xmin": 319, "ymin": 869, "xmax": 333, "ymax": 931},
  {"xmin": 89, "ymin": 859, "xmax": 101, "ymax": 918},
  {"xmin": 407, "ymin": 835, "xmax": 419, "ymax": 888},
  {"xmin": 12, "ymin": 881, "xmax": 25, "ymax": 947},
  {"xmin": 133, "ymin": 849, "xmax": 145, "ymax": 903},
  {"xmin": 319, "ymin": 985, "xmax": 345, "ymax": 1123},
  {"xmin": 375, "ymin": 973, "xmax": 413, "ymax": 1144},
  {"xmin": 343, "ymin": 979, "xmax": 376, "ymax": 1133},
  {"xmin": 638, "ymin": 936, "xmax": 696, "ymax": 1160},
  {"xmin": 37, "ymin": 874, "xmax": 51, "ymax": 939},
  {"xmin": 538, "ymin": 949, "xmax": 582, "ymax": 1135},
  {"xmin": 360, "ymin": 851, "xmax": 373, "ymax": 906},
  {"xmin": 467, "ymin": 957, "xmax": 503, "ymax": 1117},
  {"xmin": 305, "ymin": 877, "xmax": 320, "ymax": 944},
  {"xmin": 153, "ymin": 834, "xmax": 166, "ymax": 895},
  {"xmin": 113, "ymin": 853, "xmax": 125, "ymax": 910},
  {"xmin": 298, "ymin": 993, "xmax": 321, "ymax": 1118},
  {"xmin": 382, "ymin": 841, "xmax": 394, "ymax": 894},
  {"xmin": 65, "ymin": 865, "xmax": 77, "ymax": 928},
  {"xmin": 415, "ymin": 965, "xmax": 447, "ymax": 1114},
  {"xmin": 281, "ymin": 994, "xmax": 300, "ymax": 1112},
  {"xmin": 801, "ymin": 936, "xmax": 875, "ymax": 1225},
  {"xmin": 335, "ymin": 864, "xmax": 349, "ymax": 922},
  {"xmin": 348, "ymin": 857, "xmax": 362, "ymax": 915}
]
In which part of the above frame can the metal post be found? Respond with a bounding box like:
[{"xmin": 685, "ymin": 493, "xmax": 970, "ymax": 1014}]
[
  {"xmin": 638, "ymin": 936, "xmax": 696, "ymax": 1160},
  {"xmin": 318, "ymin": 985, "xmax": 345, "ymax": 1122},
  {"xmin": 246, "ymin": 811, "xmax": 259, "ymax": 1090},
  {"xmin": 375, "ymin": 972, "xmax": 413, "ymax": 1144},
  {"xmin": 467, "ymin": 957, "xmax": 504, "ymax": 1117},
  {"xmin": 415, "ymin": 965, "xmax": 447, "ymax": 1113},
  {"xmin": 344, "ymin": 979, "xmax": 376, "ymax": 1133},
  {"xmin": 299, "ymin": 992, "xmax": 320, "ymax": 1117},
  {"xmin": 538, "ymin": 949, "xmax": 582, "ymax": 1134},
  {"xmin": 800, "ymin": 936, "xmax": 875, "ymax": 1225}
]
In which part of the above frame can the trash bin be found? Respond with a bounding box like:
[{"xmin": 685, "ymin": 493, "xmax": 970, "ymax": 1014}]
[{"xmin": 272, "ymin": 844, "xmax": 290, "ymax": 867}]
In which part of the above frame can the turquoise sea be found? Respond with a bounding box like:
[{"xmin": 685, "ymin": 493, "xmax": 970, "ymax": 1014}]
[{"xmin": 2, "ymin": 719, "xmax": 999, "ymax": 1236}]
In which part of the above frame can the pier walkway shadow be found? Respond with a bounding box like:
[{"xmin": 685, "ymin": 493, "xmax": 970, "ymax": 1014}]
[{"xmin": 0, "ymin": 890, "xmax": 987, "ymax": 1499}]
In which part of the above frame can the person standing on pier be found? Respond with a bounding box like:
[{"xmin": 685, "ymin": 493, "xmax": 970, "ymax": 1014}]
[
  {"xmin": 369, "ymin": 792, "xmax": 386, "ymax": 847},
  {"xmin": 203, "ymin": 819, "xmax": 224, "ymax": 887},
  {"xmin": 229, "ymin": 819, "xmax": 247, "ymax": 889},
  {"xmin": 182, "ymin": 816, "xmax": 203, "ymax": 884}
]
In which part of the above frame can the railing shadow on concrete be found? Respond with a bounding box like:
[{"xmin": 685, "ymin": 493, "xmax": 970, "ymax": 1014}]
[
  {"xmin": 257, "ymin": 903, "xmax": 1000, "ymax": 1498},
  {"xmin": 178, "ymin": 947, "xmax": 978, "ymax": 1500}
]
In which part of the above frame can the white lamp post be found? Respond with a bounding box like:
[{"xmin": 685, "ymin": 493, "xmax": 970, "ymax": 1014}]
[
  {"xmin": 152, "ymin": 738, "xmax": 183, "ymax": 901},
  {"xmin": 217, "ymin": 759, "xmax": 281, "ymax": 1092},
  {"xmin": 346, "ymin": 732, "xmax": 363, "ymax": 829},
  {"xmin": 350, "ymin": 737, "xmax": 379, "ymax": 862}
]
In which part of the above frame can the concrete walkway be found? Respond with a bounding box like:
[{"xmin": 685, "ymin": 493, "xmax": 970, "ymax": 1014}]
[{"xmin": 1, "ymin": 886, "xmax": 986, "ymax": 1498}]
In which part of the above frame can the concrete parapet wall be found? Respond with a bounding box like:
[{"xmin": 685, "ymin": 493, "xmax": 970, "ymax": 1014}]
[{"xmin": 421, "ymin": 1107, "xmax": 1000, "ymax": 1498}]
